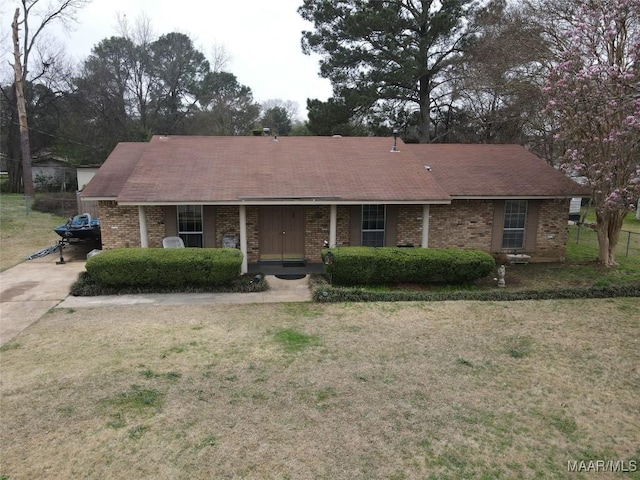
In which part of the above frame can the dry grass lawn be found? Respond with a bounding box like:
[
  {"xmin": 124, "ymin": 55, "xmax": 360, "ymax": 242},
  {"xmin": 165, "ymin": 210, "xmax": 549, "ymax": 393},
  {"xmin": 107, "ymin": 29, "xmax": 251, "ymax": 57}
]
[
  {"xmin": 1, "ymin": 299, "xmax": 639, "ymax": 479},
  {"xmin": 0, "ymin": 194, "xmax": 66, "ymax": 272}
]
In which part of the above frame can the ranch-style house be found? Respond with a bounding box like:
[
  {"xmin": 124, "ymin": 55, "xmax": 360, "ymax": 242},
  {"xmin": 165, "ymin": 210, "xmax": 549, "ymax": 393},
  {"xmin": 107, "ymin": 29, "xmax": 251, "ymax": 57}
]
[{"xmin": 81, "ymin": 135, "xmax": 589, "ymax": 273}]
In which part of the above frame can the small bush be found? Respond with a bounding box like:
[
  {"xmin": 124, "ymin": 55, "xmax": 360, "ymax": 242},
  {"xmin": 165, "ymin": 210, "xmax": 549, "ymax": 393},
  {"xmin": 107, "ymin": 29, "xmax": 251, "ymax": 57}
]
[
  {"xmin": 322, "ymin": 247, "xmax": 495, "ymax": 286},
  {"xmin": 85, "ymin": 248, "xmax": 242, "ymax": 288},
  {"xmin": 0, "ymin": 175, "xmax": 9, "ymax": 193}
]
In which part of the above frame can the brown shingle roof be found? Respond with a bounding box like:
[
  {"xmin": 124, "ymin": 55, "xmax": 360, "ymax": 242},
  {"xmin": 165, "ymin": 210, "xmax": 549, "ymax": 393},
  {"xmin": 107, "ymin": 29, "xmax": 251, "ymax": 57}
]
[
  {"xmin": 406, "ymin": 144, "xmax": 589, "ymax": 197},
  {"xmin": 87, "ymin": 136, "xmax": 450, "ymax": 203},
  {"xmin": 81, "ymin": 143, "xmax": 148, "ymax": 199},
  {"xmin": 83, "ymin": 137, "xmax": 587, "ymax": 204}
]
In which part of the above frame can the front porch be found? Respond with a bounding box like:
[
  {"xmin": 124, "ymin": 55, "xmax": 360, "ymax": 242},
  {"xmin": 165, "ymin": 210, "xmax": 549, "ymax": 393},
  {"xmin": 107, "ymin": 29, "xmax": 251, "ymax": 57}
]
[{"xmin": 127, "ymin": 203, "xmax": 433, "ymax": 274}]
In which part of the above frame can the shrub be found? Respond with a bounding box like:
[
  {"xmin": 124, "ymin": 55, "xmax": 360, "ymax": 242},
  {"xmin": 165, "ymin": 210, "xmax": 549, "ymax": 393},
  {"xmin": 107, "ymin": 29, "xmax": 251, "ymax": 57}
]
[
  {"xmin": 70, "ymin": 270, "xmax": 267, "ymax": 296},
  {"xmin": 0, "ymin": 175, "xmax": 9, "ymax": 193},
  {"xmin": 322, "ymin": 247, "xmax": 495, "ymax": 285},
  {"xmin": 85, "ymin": 248, "xmax": 242, "ymax": 288},
  {"xmin": 311, "ymin": 278, "xmax": 640, "ymax": 303}
]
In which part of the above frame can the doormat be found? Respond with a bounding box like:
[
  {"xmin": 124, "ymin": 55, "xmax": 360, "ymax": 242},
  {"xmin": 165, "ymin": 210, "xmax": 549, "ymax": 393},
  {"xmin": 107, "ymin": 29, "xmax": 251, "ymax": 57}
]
[
  {"xmin": 282, "ymin": 261, "xmax": 305, "ymax": 268},
  {"xmin": 275, "ymin": 274, "xmax": 307, "ymax": 280}
]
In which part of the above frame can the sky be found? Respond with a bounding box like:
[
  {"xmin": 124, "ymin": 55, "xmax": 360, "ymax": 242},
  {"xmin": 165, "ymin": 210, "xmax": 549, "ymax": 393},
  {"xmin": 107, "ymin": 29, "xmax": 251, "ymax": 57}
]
[{"xmin": 1, "ymin": 0, "xmax": 333, "ymax": 120}]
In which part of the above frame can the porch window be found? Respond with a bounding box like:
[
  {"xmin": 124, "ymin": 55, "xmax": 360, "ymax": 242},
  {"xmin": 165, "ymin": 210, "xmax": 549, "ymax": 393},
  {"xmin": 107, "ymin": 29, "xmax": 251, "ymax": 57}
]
[
  {"xmin": 362, "ymin": 205, "xmax": 386, "ymax": 247},
  {"xmin": 177, "ymin": 205, "xmax": 203, "ymax": 247},
  {"xmin": 502, "ymin": 200, "xmax": 527, "ymax": 249}
]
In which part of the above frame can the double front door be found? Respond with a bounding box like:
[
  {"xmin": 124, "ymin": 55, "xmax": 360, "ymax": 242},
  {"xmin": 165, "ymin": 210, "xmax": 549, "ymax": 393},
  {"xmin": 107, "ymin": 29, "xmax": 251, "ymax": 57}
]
[{"xmin": 259, "ymin": 206, "xmax": 305, "ymax": 262}]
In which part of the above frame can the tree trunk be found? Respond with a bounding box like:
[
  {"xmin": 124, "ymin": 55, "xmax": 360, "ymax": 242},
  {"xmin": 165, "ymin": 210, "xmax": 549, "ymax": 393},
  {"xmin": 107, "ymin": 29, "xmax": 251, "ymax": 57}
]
[
  {"xmin": 595, "ymin": 209, "xmax": 626, "ymax": 266},
  {"xmin": 417, "ymin": 75, "xmax": 431, "ymax": 143},
  {"xmin": 6, "ymin": 90, "xmax": 23, "ymax": 193},
  {"xmin": 12, "ymin": 9, "xmax": 35, "ymax": 198}
]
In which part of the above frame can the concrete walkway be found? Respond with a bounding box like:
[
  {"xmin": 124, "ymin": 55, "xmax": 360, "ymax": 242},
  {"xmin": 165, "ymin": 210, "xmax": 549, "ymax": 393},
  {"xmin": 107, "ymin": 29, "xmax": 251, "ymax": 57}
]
[
  {"xmin": 0, "ymin": 243, "xmax": 312, "ymax": 346},
  {"xmin": 57, "ymin": 276, "xmax": 312, "ymax": 308}
]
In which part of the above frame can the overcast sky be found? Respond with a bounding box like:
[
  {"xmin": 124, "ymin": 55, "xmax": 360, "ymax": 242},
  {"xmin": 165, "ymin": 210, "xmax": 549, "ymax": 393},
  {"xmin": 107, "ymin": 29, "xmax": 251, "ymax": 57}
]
[{"xmin": 2, "ymin": 0, "xmax": 333, "ymax": 120}]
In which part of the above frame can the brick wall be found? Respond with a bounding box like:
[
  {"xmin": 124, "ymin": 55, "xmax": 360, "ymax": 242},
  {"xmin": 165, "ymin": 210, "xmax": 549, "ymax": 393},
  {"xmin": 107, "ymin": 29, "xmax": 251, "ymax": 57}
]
[
  {"xmin": 397, "ymin": 205, "xmax": 423, "ymax": 246},
  {"xmin": 215, "ymin": 206, "xmax": 240, "ymax": 248},
  {"xmin": 246, "ymin": 207, "xmax": 259, "ymax": 263},
  {"xmin": 305, "ymin": 206, "xmax": 330, "ymax": 262},
  {"xmin": 533, "ymin": 199, "xmax": 570, "ymax": 261},
  {"xmin": 146, "ymin": 206, "xmax": 166, "ymax": 248},
  {"xmin": 98, "ymin": 202, "xmax": 167, "ymax": 249},
  {"xmin": 98, "ymin": 201, "xmax": 140, "ymax": 249},
  {"xmin": 430, "ymin": 199, "xmax": 569, "ymax": 261},
  {"xmin": 304, "ymin": 206, "xmax": 353, "ymax": 260},
  {"xmin": 429, "ymin": 201, "xmax": 495, "ymax": 250},
  {"xmin": 336, "ymin": 206, "xmax": 351, "ymax": 246}
]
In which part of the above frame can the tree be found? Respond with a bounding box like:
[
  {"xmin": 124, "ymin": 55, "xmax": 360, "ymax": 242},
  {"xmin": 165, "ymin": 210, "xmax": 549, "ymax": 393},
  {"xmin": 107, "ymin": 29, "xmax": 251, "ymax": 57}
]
[
  {"xmin": 78, "ymin": 37, "xmax": 134, "ymax": 130},
  {"xmin": 261, "ymin": 98, "xmax": 300, "ymax": 122},
  {"xmin": 260, "ymin": 106, "xmax": 292, "ymax": 136},
  {"xmin": 305, "ymin": 97, "xmax": 363, "ymax": 136},
  {"xmin": 11, "ymin": 9, "xmax": 35, "ymax": 197},
  {"xmin": 543, "ymin": 0, "xmax": 640, "ymax": 266},
  {"xmin": 116, "ymin": 13, "xmax": 155, "ymax": 134},
  {"xmin": 6, "ymin": 0, "xmax": 88, "ymax": 195},
  {"xmin": 445, "ymin": 0, "xmax": 548, "ymax": 145},
  {"xmin": 149, "ymin": 32, "xmax": 210, "ymax": 134},
  {"xmin": 185, "ymin": 71, "xmax": 260, "ymax": 135},
  {"xmin": 60, "ymin": 36, "xmax": 149, "ymax": 162},
  {"xmin": 67, "ymin": 28, "xmax": 260, "ymax": 143},
  {"xmin": 299, "ymin": 0, "xmax": 478, "ymax": 143}
]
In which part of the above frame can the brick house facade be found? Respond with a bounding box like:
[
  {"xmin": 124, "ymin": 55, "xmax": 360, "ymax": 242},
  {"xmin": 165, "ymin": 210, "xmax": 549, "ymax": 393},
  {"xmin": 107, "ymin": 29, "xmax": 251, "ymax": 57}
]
[
  {"xmin": 82, "ymin": 136, "xmax": 587, "ymax": 272},
  {"xmin": 95, "ymin": 198, "xmax": 571, "ymax": 264}
]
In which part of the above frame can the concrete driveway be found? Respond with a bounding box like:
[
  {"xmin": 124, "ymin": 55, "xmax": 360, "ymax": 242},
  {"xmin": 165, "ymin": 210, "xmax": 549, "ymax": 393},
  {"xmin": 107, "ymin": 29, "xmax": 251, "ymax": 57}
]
[{"xmin": 0, "ymin": 243, "xmax": 88, "ymax": 346}]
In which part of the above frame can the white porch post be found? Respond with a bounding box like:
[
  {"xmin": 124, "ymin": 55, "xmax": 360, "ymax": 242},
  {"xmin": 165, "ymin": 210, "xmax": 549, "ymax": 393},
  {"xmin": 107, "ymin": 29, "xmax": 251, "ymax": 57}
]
[
  {"xmin": 239, "ymin": 205, "xmax": 248, "ymax": 274},
  {"xmin": 421, "ymin": 204, "xmax": 430, "ymax": 248},
  {"xmin": 138, "ymin": 206, "xmax": 149, "ymax": 248},
  {"xmin": 329, "ymin": 204, "xmax": 337, "ymax": 247}
]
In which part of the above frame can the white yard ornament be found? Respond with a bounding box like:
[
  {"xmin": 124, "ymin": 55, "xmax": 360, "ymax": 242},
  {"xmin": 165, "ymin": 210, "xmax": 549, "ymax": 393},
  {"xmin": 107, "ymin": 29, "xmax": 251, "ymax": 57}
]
[{"xmin": 497, "ymin": 265, "xmax": 506, "ymax": 288}]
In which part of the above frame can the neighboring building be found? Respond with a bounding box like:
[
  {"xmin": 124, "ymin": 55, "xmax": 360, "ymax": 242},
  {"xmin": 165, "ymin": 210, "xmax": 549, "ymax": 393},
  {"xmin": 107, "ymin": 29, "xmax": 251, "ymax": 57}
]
[
  {"xmin": 32, "ymin": 155, "xmax": 76, "ymax": 191},
  {"xmin": 81, "ymin": 136, "xmax": 589, "ymax": 273},
  {"xmin": 77, "ymin": 166, "xmax": 101, "ymax": 191}
]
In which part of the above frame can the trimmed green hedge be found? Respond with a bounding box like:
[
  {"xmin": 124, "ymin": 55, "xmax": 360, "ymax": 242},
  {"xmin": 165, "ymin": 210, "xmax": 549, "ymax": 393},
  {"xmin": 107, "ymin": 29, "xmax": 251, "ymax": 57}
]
[
  {"xmin": 85, "ymin": 248, "xmax": 242, "ymax": 288},
  {"xmin": 70, "ymin": 271, "xmax": 266, "ymax": 296},
  {"xmin": 322, "ymin": 247, "xmax": 495, "ymax": 285},
  {"xmin": 311, "ymin": 278, "xmax": 640, "ymax": 303}
]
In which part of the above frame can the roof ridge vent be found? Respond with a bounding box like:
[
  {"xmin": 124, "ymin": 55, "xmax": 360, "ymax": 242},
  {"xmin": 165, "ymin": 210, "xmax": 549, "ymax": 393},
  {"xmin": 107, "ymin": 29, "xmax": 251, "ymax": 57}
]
[{"xmin": 390, "ymin": 128, "xmax": 400, "ymax": 152}]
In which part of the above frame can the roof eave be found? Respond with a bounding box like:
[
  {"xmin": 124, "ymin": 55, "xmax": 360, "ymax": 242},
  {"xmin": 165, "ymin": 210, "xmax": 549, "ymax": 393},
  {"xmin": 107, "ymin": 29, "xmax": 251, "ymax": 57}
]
[
  {"xmin": 450, "ymin": 194, "xmax": 589, "ymax": 200},
  {"xmin": 116, "ymin": 198, "xmax": 452, "ymax": 206},
  {"xmin": 80, "ymin": 196, "xmax": 117, "ymax": 201}
]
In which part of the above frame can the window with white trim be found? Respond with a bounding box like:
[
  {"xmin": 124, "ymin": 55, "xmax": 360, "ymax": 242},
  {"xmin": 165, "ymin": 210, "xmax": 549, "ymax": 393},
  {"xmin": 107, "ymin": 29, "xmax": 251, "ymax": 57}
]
[
  {"xmin": 177, "ymin": 205, "xmax": 203, "ymax": 247},
  {"xmin": 362, "ymin": 205, "xmax": 386, "ymax": 247},
  {"xmin": 502, "ymin": 200, "xmax": 527, "ymax": 249}
]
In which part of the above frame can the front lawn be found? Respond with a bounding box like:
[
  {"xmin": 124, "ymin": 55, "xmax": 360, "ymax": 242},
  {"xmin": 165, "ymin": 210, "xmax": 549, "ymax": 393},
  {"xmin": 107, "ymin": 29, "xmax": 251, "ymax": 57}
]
[
  {"xmin": 0, "ymin": 194, "xmax": 67, "ymax": 271},
  {"xmin": 1, "ymin": 300, "xmax": 638, "ymax": 479}
]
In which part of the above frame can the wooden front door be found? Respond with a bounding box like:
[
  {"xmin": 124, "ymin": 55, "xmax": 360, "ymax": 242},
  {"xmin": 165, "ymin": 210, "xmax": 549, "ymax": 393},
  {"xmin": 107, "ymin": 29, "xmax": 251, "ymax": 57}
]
[{"xmin": 259, "ymin": 207, "xmax": 305, "ymax": 261}]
